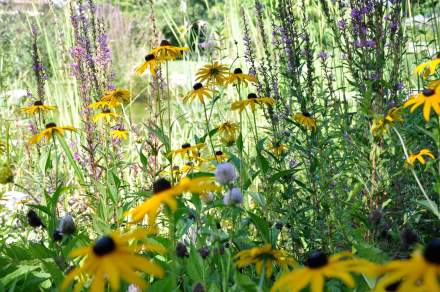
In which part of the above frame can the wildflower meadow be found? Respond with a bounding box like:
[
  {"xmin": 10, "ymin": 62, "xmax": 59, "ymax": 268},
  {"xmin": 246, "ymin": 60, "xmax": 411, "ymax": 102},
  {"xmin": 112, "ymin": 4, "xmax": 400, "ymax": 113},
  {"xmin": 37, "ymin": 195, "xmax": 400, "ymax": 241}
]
[{"xmin": 1, "ymin": 0, "xmax": 440, "ymax": 291}]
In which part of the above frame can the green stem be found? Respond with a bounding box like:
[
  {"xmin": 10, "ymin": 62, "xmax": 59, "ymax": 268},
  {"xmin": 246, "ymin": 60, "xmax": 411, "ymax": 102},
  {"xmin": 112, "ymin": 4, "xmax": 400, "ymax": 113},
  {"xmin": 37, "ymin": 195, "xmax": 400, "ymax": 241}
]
[
  {"xmin": 258, "ymin": 259, "xmax": 266, "ymax": 292},
  {"xmin": 202, "ymin": 102, "xmax": 215, "ymax": 155}
]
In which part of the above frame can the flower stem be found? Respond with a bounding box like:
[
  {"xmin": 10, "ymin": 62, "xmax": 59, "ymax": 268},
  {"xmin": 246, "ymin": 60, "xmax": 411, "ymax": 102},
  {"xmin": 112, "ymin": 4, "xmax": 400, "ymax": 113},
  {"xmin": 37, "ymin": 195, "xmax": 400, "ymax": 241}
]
[{"xmin": 258, "ymin": 260, "xmax": 266, "ymax": 292}]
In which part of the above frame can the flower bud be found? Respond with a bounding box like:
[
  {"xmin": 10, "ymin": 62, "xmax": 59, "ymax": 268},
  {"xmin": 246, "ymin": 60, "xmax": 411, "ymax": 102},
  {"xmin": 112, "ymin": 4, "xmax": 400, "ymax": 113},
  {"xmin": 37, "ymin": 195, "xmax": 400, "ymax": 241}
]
[
  {"xmin": 0, "ymin": 163, "xmax": 14, "ymax": 184},
  {"xmin": 215, "ymin": 163, "xmax": 236, "ymax": 185},
  {"xmin": 223, "ymin": 188, "xmax": 242, "ymax": 205},
  {"xmin": 27, "ymin": 209, "xmax": 44, "ymax": 228},
  {"xmin": 58, "ymin": 213, "xmax": 75, "ymax": 235},
  {"xmin": 176, "ymin": 242, "xmax": 189, "ymax": 258},
  {"xmin": 193, "ymin": 283, "xmax": 205, "ymax": 292},
  {"xmin": 198, "ymin": 246, "xmax": 210, "ymax": 259}
]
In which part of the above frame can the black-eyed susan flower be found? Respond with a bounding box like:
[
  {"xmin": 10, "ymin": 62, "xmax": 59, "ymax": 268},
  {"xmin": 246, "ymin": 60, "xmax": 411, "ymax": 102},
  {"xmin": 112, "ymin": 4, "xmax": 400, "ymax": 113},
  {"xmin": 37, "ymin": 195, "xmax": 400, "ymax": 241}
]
[
  {"xmin": 88, "ymin": 100, "xmax": 112, "ymax": 110},
  {"xmin": 29, "ymin": 123, "xmax": 76, "ymax": 144},
  {"xmin": 126, "ymin": 177, "xmax": 218, "ymax": 224},
  {"xmin": 271, "ymin": 251, "xmax": 379, "ymax": 292},
  {"xmin": 101, "ymin": 88, "xmax": 130, "ymax": 108},
  {"xmin": 414, "ymin": 53, "xmax": 440, "ymax": 78},
  {"xmin": 149, "ymin": 40, "xmax": 189, "ymax": 61},
  {"xmin": 375, "ymin": 238, "xmax": 440, "ymax": 292},
  {"xmin": 403, "ymin": 87, "xmax": 440, "ymax": 121},
  {"xmin": 60, "ymin": 229, "xmax": 164, "ymax": 292},
  {"xmin": 217, "ymin": 122, "xmax": 239, "ymax": 146},
  {"xmin": 110, "ymin": 127, "xmax": 128, "ymax": 141},
  {"xmin": 371, "ymin": 107, "xmax": 403, "ymax": 137},
  {"xmin": 231, "ymin": 93, "xmax": 274, "ymax": 112},
  {"xmin": 293, "ymin": 112, "xmax": 317, "ymax": 131},
  {"xmin": 211, "ymin": 150, "xmax": 228, "ymax": 162},
  {"xmin": 169, "ymin": 143, "xmax": 205, "ymax": 157},
  {"xmin": 224, "ymin": 68, "xmax": 258, "ymax": 87},
  {"xmin": 405, "ymin": 149, "xmax": 435, "ymax": 166},
  {"xmin": 272, "ymin": 143, "xmax": 287, "ymax": 157},
  {"xmin": 196, "ymin": 61, "xmax": 229, "ymax": 85},
  {"xmin": 93, "ymin": 109, "xmax": 119, "ymax": 123},
  {"xmin": 135, "ymin": 54, "xmax": 162, "ymax": 76},
  {"xmin": 183, "ymin": 83, "xmax": 212, "ymax": 104},
  {"xmin": 21, "ymin": 100, "xmax": 56, "ymax": 114},
  {"xmin": 234, "ymin": 244, "xmax": 296, "ymax": 278}
]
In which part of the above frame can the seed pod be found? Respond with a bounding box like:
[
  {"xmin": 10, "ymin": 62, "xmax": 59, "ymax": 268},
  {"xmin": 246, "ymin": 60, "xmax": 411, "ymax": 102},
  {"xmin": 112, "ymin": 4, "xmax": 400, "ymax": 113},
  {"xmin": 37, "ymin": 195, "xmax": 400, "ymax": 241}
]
[
  {"xmin": 0, "ymin": 163, "xmax": 14, "ymax": 184},
  {"xmin": 58, "ymin": 213, "xmax": 75, "ymax": 235},
  {"xmin": 176, "ymin": 242, "xmax": 189, "ymax": 258},
  {"xmin": 53, "ymin": 230, "xmax": 63, "ymax": 242},
  {"xmin": 193, "ymin": 283, "xmax": 205, "ymax": 292},
  {"xmin": 198, "ymin": 246, "xmax": 210, "ymax": 259},
  {"xmin": 27, "ymin": 209, "xmax": 44, "ymax": 228}
]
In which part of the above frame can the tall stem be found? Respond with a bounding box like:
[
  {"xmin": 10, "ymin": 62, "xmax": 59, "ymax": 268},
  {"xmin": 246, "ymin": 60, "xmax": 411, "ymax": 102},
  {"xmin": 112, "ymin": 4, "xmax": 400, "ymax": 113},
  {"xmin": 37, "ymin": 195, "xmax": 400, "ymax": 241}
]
[{"xmin": 202, "ymin": 102, "xmax": 215, "ymax": 155}]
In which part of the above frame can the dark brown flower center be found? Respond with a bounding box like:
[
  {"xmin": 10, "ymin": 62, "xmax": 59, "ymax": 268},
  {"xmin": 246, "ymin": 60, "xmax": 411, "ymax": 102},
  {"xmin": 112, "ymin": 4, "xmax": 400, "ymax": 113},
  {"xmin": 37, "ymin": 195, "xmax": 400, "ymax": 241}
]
[
  {"xmin": 302, "ymin": 111, "xmax": 312, "ymax": 117},
  {"xmin": 215, "ymin": 150, "xmax": 223, "ymax": 156},
  {"xmin": 437, "ymin": 52, "xmax": 440, "ymax": 59},
  {"xmin": 160, "ymin": 40, "xmax": 171, "ymax": 46},
  {"xmin": 182, "ymin": 143, "xmax": 191, "ymax": 149},
  {"xmin": 153, "ymin": 178, "xmax": 172, "ymax": 194},
  {"xmin": 93, "ymin": 236, "xmax": 116, "ymax": 256},
  {"xmin": 423, "ymin": 238, "xmax": 440, "ymax": 264},
  {"xmin": 145, "ymin": 54, "xmax": 155, "ymax": 61},
  {"xmin": 233, "ymin": 68, "xmax": 243, "ymax": 74},
  {"xmin": 247, "ymin": 93, "xmax": 257, "ymax": 99},
  {"xmin": 45, "ymin": 122, "xmax": 57, "ymax": 128},
  {"xmin": 422, "ymin": 88, "xmax": 435, "ymax": 97},
  {"xmin": 102, "ymin": 109, "xmax": 111, "ymax": 114},
  {"xmin": 193, "ymin": 83, "xmax": 203, "ymax": 90},
  {"xmin": 34, "ymin": 100, "xmax": 44, "ymax": 106},
  {"xmin": 305, "ymin": 251, "xmax": 328, "ymax": 269}
]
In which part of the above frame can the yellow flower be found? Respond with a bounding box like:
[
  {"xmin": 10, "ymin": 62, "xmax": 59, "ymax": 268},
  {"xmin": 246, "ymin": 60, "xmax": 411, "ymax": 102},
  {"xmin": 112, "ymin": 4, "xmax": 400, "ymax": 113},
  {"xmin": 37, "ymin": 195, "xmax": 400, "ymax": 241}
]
[
  {"xmin": 375, "ymin": 238, "xmax": 440, "ymax": 292},
  {"xmin": 21, "ymin": 100, "xmax": 56, "ymax": 114},
  {"xmin": 271, "ymin": 251, "xmax": 379, "ymax": 292},
  {"xmin": 127, "ymin": 177, "xmax": 218, "ymax": 224},
  {"xmin": 403, "ymin": 87, "xmax": 440, "ymax": 121},
  {"xmin": 196, "ymin": 61, "xmax": 229, "ymax": 85},
  {"xmin": 405, "ymin": 149, "xmax": 435, "ymax": 166},
  {"xmin": 135, "ymin": 54, "xmax": 162, "ymax": 76},
  {"xmin": 88, "ymin": 100, "xmax": 112, "ymax": 110},
  {"xmin": 414, "ymin": 53, "xmax": 440, "ymax": 78},
  {"xmin": 293, "ymin": 112, "xmax": 317, "ymax": 131},
  {"xmin": 29, "ymin": 123, "xmax": 76, "ymax": 144},
  {"xmin": 234, "ymin": 244, "xmax": 296, "ymax": 278},
  {"xmin": 101, "ymin": 89, "xmax": 130, "ymax": 107},
  {"xmin": 224, "ymin": 68, "xmax": 258, "ymax": 87},
  {"xmin": 93, "ymin": 109, "xmax": 120, "ymax": 123},
  {"xmin": 217, "ymin": 122, "xmax": 239, "ymax": 146},
  {"xmin": 231, "ymin": 93, "xmax": 274, "ymax": 112},
  {"xmin": 149, "ymin": 40, "xmax": 189, "ymax": 61},
  {"xmin": 371, "ymin": 107, "xmax": 403, "ymax": 137},
  {"xmin": 272, "ymin": 143, "xmax": 286, "ymax": 157},
  {"xmin": 210, "ymin": 150, "xmax": 229, "ymax": 162},
  {"xmin": 169, "ymin": 143, "xmax": 205, "ymax": 157},
  {"xmin": 110, "ymin": 128, "xmax": 128, "ymax": 140},
  {"xmin": 183, "ymin": 83, "xmax": 212, "ymax": 104},
  {"xmin": 60, "ymin": 229, "xmax": 164, "ymax": 292}
]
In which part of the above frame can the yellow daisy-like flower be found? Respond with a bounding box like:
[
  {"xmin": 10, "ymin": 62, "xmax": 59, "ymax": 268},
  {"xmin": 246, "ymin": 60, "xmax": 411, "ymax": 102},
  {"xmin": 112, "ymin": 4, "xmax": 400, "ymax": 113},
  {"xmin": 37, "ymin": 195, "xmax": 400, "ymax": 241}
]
[
  {"xmin": 271, "ymin": 251, "xmax": 379, "ymax": 292},
  {"xmin": 217, "ymin": 122, "xmax": 239, "ymax": 146},
  {"xmin": 231, "ymin": 93, "xmax": 274, "ymax": 112},
  {"xmin": 29, "ymin": 123, "xmax": 76, "ymax": 144},
  {"xmin": 375, "ymin": 238, "xmax": 440, "ymax": 292},
  {"xmin": 293, "ymin": 112, "xmax": 317, "ymax": 131},
  {"xmin": 21, "ymin": 100, "xmax": 56, "ymax": 115},
  {"xmin": 88, "ymin": 100, "xmax": 112, "ymax": 110},
  {"xmin": 224, "ymin": 68, "xmax": 258, "ymax": 87},
  {"xmin": 183, "ymin": 83, "xmax": 212, "ymax": 104},
  {"xmin": 371, "ymin": 107, "xmax": 403, "ymax": 137},
  {"xmin": 403, "ymin": 87, "xmax": 440, "ymax": 121},
  {"xmin": 169, "ymin": 143, "xmax": 205, "ymax": 157},
  {"xmin": 234, "ymin": 244, "xmax": 296, "ymax": 278},
  {"xmin": 272, "ymin": 143, "xmax": 287, "ymax": 157},
  {"xmin": 196, "ymin": 61, "xmax": 229, "ymax": 86},
  {"xmin": 110, "ymin": 128, "xmax": 128, "ymax": 140},
  {"xmin": 127, "ymin": 176, "xmax": 218, "ymax": 224},
  {"xmin": 93, "ymin": 109, "xmax": 120, "ymax": 124},
  {"xmin": 414, "ymin": 53, "xmax": 440, "ymax": 78},
  {"xmin": 135, "ymin": 54, "xmax": 162, "ymax": 76},
  {"xmin": 210, "ymin": 150, "xmax": 229, "ymax": 162},
  {"xmin": 149, "ymin": 40, "xmax": 189, "ymax": 61},
  {"xmin": 405, "ymin": 149, "xmax": 435, "ymax": 166},
  {"xmin": 60, "ymin": 229, "xmax": 164, "ymax": 292},
  {"xmin": 101, "ymin": 88, "xmax": 130, "ymax": 108}
]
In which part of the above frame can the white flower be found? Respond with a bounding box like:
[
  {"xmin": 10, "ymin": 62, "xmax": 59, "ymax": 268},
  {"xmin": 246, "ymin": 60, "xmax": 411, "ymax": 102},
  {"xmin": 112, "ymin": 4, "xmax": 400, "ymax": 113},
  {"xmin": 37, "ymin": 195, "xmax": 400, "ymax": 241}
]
[
  {"xmin": 0, "ymin": 191, "xmax": 31, "ymax": 211},
  {"xmin": 215, "ymin": 163, "xmax": 236, "ymax": 185},
  {"xmin": 223, "ymin": 188, "xmax": 242, "ymax": 205}
]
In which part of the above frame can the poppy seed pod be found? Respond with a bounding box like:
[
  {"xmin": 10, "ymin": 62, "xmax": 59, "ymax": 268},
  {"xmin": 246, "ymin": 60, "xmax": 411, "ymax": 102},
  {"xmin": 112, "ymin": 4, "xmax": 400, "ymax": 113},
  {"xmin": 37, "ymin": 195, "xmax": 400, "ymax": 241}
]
[
  {"xmin": 58, "ymin": 213, "xmax": 76, "ymax": 235},
  {"xmin": 0, "ymin": 163, "xmax": 14, "ymax": 184}
]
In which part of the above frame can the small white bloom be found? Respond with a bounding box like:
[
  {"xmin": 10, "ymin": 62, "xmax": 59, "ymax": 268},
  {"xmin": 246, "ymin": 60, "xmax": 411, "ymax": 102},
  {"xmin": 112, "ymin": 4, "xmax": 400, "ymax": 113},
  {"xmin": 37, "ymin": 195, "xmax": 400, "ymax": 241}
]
[{"xmin": 215, "ymin": 163, "xmax": 236, "ymax": 185}]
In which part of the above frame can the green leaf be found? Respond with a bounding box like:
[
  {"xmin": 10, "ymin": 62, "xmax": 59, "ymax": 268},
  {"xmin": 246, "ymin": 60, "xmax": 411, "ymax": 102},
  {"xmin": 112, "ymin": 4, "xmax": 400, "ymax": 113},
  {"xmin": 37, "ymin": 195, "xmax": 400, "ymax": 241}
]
[
  {"xmin": 55, "ymin": 133, "xmax": 85, "ymax": 185},
  {"xmin": 247, "ymin": 212, "xmax": 270, "ymax": 243},
  {"xmin": 187, "ymin": 246, "xmax": 204, "ymax": 282}
]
